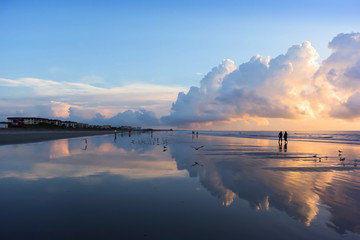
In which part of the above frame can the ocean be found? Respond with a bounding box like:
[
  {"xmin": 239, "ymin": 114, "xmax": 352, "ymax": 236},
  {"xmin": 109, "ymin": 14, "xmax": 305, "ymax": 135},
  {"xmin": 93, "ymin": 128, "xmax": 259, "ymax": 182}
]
[{"xmin": 196, "ymin": 130, "xmax": 360, "ymax": 145}]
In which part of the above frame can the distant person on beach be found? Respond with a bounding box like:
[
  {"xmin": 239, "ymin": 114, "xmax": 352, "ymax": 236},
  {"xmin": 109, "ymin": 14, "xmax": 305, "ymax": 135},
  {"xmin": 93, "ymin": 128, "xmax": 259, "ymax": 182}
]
[
  {"xmin": 278, "ymin": 131, "xmax": 283, "ymax": 142},
  {"xmin": 284, "ymin": 131, "xmax": 288, "ymax": 143}
]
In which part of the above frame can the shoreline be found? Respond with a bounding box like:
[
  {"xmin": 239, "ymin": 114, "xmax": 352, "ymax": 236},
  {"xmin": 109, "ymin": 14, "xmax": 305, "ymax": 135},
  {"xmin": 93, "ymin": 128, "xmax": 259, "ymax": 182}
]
[
  {"xmin": 0, "ymin": 128, "xmax": 117, "ymax": 146},
  {"xmin": 197, "ymin": 130, "xmax": 360, "ymax": 145}
]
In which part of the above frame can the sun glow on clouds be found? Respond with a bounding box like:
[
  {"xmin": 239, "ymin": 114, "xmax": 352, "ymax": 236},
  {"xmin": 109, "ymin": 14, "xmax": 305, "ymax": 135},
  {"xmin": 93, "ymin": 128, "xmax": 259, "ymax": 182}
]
[
  {"xmin": 0, "ymin": 33, "xmax": 360, "ymax": 129},
  {"xmin": 162, "ymin": 32, "xmax": 360, "ymax": 130}
]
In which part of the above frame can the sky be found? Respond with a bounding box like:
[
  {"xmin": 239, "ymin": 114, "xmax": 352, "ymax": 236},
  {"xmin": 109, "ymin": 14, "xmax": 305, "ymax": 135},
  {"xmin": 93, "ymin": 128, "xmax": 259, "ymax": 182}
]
[{"xmin": 1, "ymin": 0, "xmax": 360, "ymax": 130}]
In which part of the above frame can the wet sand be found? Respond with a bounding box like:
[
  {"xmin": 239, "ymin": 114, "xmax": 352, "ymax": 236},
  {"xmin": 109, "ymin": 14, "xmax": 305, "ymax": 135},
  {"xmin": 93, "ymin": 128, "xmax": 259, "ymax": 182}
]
[
  {"xmin": 0, "ymin": 131, "xmax": 360, "ymax": 239},
  {"xmin": 0, "ymin": 128, "xmax": 115, "ymax": 145}
]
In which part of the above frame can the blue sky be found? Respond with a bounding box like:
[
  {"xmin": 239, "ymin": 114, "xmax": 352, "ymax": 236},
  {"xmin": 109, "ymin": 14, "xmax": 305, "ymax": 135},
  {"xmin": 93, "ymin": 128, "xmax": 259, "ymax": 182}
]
[
  {"xmin": 1, "ymin": 0, "xmax": 360, "ymax": 129},
  {"xmin": 1, "ymin": 0, "xmax": 359, "ymax": 86}
]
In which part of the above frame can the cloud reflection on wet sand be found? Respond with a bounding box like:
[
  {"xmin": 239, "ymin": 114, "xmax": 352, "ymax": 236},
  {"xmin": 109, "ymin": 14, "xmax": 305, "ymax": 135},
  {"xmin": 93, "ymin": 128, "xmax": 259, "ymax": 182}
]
[{"xmin": 0, "ymin": 132, "xmax": 360, "ymax": 236}]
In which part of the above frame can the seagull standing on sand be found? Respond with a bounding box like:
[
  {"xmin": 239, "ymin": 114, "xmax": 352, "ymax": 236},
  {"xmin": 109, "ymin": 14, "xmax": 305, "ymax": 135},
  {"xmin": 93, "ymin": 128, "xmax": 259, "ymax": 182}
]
[
  {"xmin": 338, "ymin": 150, "xmax": 343, "ymax": 156},
  {"xmin": 82, "ymin": 139, "xmax": 88, "ymax": 150}
]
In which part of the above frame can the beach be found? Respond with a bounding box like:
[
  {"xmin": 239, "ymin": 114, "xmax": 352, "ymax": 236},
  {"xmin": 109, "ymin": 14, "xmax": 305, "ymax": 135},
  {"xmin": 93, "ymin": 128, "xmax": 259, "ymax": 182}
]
[
  {"xmin": 0, "ymin": 128, "xmax": 116, "ymax": 145},
  {"xmin": 0, "ymin": 131, "xmax": 359, "ymax": 239}
]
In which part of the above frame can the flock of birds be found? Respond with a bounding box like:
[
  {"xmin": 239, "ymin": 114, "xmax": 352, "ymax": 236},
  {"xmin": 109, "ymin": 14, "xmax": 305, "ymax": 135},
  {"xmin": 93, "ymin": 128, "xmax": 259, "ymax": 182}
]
[
  {"xmin": 126, "ymin": 136, "xmax": 205, "ymax": 166},
  {"xmin": 312, "ymin": 150, "xmax": 359, "ymax": 167}
]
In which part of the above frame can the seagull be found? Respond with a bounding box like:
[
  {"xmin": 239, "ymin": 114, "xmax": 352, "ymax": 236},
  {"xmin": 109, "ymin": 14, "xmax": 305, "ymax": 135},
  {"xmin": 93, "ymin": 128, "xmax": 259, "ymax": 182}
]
[
  {"xmin": 313, "ymin": 154, "xmax": 317, "ymax": 158},
  {"xmin": 319, "ymin": 157, "xmax": 322, "ymax": 162},
  {"xmin": 338, "ymin": 150, "xmax": 342, "ymax": 153},
  {"xmin": 192, "ymin": 146, "xmax": 204, "ymax": 150},
  {"xmin": 340, "ymin": 157, "xmax": 345, "ymax": 161},
  {"xmin": 192, "ymin": 161, "xmax": 203, "ymax": 167}
]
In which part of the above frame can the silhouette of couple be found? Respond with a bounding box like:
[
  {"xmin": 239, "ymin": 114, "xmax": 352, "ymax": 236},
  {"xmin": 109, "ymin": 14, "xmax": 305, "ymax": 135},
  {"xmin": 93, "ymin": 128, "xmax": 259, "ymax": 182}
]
[{"xmin": 278, "ymin": 131, "xmax": 288, "ymax": 143}]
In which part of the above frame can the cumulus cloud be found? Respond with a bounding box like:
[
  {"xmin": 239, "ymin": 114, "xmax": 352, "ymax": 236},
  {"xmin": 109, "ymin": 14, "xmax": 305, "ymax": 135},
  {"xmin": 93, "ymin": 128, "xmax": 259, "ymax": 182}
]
[
  {"xmin": 314, "ymin": 33, "xmax": 360, "ymax": 120},
  {"xmin": 163, "ymin": 41, "xmax": 319, "ymax": 126},
  {"xmin": 163, "ymin": 32, "xmax": 360, "ymax": 127}
]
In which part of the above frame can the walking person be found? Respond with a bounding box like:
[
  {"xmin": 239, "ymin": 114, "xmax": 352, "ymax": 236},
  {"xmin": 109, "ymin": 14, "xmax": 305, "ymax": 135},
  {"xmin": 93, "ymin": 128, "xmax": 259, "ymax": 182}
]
[
  {"xmin": 278, "ymin": 131, "xmax": 283, "ymax": 142},
  {"xmin": 284, "ymin": 131, "xmax": 288, "ymax": 143}
]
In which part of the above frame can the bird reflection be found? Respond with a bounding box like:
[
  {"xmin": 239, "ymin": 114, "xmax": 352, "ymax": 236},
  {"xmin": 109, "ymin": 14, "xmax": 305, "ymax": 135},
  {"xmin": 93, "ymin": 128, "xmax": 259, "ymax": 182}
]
[
  {"xmin": 82, "ymin": 139, "xmax": 88, "ymax": 151},
  {"xmin": 192, "ymin": 146, "xmax": 204, "ymax": 150}
]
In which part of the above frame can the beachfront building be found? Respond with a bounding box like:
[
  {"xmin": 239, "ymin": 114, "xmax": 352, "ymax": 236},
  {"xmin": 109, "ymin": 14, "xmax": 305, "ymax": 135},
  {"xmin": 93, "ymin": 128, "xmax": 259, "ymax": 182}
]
[
  {"xmin": 77, "ymin": 123, "xmax": 89, "ymax": 128},
  {"xmin": 61, "ymin": 121, "xmax": 77, "ymax": 128},
  {"xmin": 6, "ymin": 117, "xmax": 78, "ymax": 128},
  {"xmin": 7, "ymin": 117, "xmax": 51, "ymax": 126},
  {"xmin": 5, "ymin": 116, "xmax": 122, "ymax": 129},
  {"xmin": 49, "ymin": 119, "xmax": 61, "ymax": 126}
]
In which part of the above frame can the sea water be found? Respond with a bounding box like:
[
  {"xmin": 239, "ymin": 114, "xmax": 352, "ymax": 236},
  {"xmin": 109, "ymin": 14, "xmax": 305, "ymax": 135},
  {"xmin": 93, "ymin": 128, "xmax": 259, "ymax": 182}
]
[{"xmin": 198, "ymin": 130, "xmax": 360, "ymax": 144}]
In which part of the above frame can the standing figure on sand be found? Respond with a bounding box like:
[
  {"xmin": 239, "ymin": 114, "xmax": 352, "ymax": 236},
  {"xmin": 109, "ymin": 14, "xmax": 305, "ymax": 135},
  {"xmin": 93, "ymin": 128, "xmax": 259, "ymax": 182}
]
[{"xmin": 278, "ymin": 131, "xmax": 288, "ymax": 143}]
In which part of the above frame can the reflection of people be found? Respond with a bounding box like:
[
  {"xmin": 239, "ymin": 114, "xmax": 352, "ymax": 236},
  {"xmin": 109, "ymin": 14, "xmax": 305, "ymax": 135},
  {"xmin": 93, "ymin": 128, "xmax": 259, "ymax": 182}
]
[
  {"xmin": 284, "ymin": 131, "xmax": 288, "ymax": 143},
  {"xmin": 278, "ymin": 141, "xmax": 282, "ymax": 152},
  {"xmin": 278, "ymin": 131, "xmax": 283, "ymax": 142},
  {"xmin": 284, "ymin": 142, "xmax": 287, "ymax": 152}
]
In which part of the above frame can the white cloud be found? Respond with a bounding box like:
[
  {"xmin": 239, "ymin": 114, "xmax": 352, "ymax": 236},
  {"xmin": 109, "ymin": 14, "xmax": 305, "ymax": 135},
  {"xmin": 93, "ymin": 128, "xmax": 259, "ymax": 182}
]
[{"xmin": 162, "ymin": 33, "xmax": 360, "ymax": 127}]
